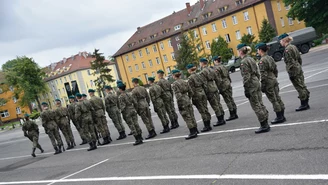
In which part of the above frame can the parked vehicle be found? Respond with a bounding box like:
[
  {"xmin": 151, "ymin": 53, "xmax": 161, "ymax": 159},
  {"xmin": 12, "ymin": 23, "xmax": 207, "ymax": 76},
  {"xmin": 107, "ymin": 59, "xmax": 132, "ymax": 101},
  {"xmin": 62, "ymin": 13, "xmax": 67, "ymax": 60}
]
[
  {"xmin": 225, "ymin": 57, "xmax": 241, "ymax": 73},
  {"xmin": 267, "ymin": 27, "xmax": 317, "ymax": 61}
]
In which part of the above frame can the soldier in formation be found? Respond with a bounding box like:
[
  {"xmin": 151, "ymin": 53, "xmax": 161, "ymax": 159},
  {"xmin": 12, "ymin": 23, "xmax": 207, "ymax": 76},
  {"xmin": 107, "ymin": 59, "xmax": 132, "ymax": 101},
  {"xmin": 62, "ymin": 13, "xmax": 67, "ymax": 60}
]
[
  {"xmin": 68, "ymin": 96, "xmax": 87, "ymax": 145},
  {"xmin": 279, "ymin": 33, "xmax": 310, "ymax": 111},
  {"xmin": 22, "ymin": 113, "xmax": 44, "ymax": 157},
  {"xmin": 104, "ymin": 85, "xmax": 127, "ymax": 140},
  {"xmin": 148, "ymin": 76, "xmax": 170, "ymax": 134},
  {"xmin": 237, "ymin": 43, "xmax": 270, "ymax": 134},
  {"xmin": 256, "ymin": 42, "xmax": 286, "ymax": 124}
]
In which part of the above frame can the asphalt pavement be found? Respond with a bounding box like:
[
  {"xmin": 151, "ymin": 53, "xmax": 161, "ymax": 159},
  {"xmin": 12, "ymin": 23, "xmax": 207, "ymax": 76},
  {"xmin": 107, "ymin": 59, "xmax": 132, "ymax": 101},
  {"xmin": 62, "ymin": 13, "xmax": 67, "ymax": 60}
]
[{"xmin": 0, "ymin": 45, "xmax": 328, "ymax": 185}]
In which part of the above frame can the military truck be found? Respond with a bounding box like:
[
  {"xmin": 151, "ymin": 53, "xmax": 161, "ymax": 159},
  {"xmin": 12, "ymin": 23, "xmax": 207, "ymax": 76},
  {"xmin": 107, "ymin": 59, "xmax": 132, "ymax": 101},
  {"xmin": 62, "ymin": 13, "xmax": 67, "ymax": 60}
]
[
  {"xmin": 267, "ymin": 27, "xmax": 317, "ymax": 61},
  {"xmin": 225, "ymin": 57, "xmax": 241, "ymax": 73}
]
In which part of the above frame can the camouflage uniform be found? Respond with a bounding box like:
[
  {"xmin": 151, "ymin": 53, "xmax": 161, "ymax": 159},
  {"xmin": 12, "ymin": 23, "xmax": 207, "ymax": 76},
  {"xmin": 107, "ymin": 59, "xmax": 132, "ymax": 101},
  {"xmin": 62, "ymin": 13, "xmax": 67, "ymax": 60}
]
[
  {"xmin": 172, "ymin": 78, "xmax": 197, "ymax": 129},
  {"xmin": 157, "ymin": 78, "xmax": 179, "ymax": 127},
  {"xmin": 54, "ymin": 106, "xmax": 75, "ymax": 146},
  {"xmin": 131, "ymin": 86, "xmax": 155, "ymax": 132},
  {"xmin": 41, "ymin": 109, "xmax": 63, "ymax": 148},
  {"xmin": 75, "ymin": 100, "xmax": 97, "ymax": 143},
  {"xmin": 149, "ymin": 83, "xmax": 170, "ymax": 128},
  {"xmin": 90, "ymin": 95, "xmax": 110, "ymax": 139},
  {"xmin": 240, "ymin": 56, "xmax": 269, "ymax": 123},
  {"xmin": 68, "ymin": 102, "xmax": 86, "ymax": 141},
  {"xmin": 22, "ymin": 120, "xmax": 42, "ymax": 150},
  {"xmin": 118, "ymin": 91, "xmax": 142, "ymax": 137},
  {"xmin": 105, "ymin": 92, "xmax": 125, "ymax": 133}
]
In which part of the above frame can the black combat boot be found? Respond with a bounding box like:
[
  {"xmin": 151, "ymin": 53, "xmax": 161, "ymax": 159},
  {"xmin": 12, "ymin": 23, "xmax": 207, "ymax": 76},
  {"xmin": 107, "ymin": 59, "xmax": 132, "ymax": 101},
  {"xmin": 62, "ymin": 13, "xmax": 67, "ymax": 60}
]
[
  {"xmin": 226, "ymin": 109, "xmax": 239, "ymax": 121},
  {"xmin": 37, "ymin": 144, "xmax": 44, "ymax": 153},
  {"xmin": 87, "ymin": 141, "xmax": 97, "ymax": 151},
  {"xmin": 121, "ymin": 131, "xmax": 127, "ymax": 139},
  {"xmin": 295, "ymin": 99, "xmax": 310, "ymax": 111},
  {"xmin": 145, "ymin": 129, "xmax": 157, "ymax": 140},
  {"xmin": 128, "ymin": 131, "xmax": 133, "ymax": 136},
  {"xmin": 255, "ymin": 120, "xmax": 271, "ymax": 134},
  {"xmin": 54, "ymin": 146, "xmax": 62, "ymax": 155},
  {"xmin": 67, "ymin": 143, "xmax": 73, "ymax": 150},
  {"xmin": 31, "ymin": 148, "xmax": 36, "ymax": 157},
  {"xmin": 71, "ymin": 142, "xmax": 75, "ymax": 149},
  {"xmin": 59, "ymin": 145, "xmax": 64, "ymax": 152},
  {"xmin": 80, "ymin": 139, "xmax": 88, "ymax": 145},
  {"xmin": 185, "ymin": 127, "xmax": 198, "ymax": 140},
  {"xmin": 133, "ymin": 135, "xmax": 143, "ymax": 146},
  {"xmin": 170, "ymin": 119, "xmax": 180, "ymax": 129},
  {"xmin": 271, "ymin": 111, "xmax": 286, "ymax": 124},
  {"xmin": 116, "ymin": 132, "xmax": 125, "ymax": 140},
  {"xmin": 102, "ymin": 136, "xmax": 110, "ymax": 145},
  {"xmin": 201, "ymin": 120, "xmax": 212, "ymax": 132},
  {"xmin": 213, "ymin": 115, "xmax": 226, "ymax": 127},
  {"xmin": 160, "ymin": 125, "xmax": 170, "ymax": 134}
]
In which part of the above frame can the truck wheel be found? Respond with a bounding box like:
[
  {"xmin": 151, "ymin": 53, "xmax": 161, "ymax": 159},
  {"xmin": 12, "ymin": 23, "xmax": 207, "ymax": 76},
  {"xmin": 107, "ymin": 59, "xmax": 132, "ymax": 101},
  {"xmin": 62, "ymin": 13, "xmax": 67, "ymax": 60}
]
[
  {"xmin": 300, "ymin": 44, "xmax": 310, "ymax": 54},
  {"xmin": 230, "ymin": 67, "xmax": 235, "ymax": 73},
  {"xmin": 273, "ymin": 52, "xmax": 283, "ymax": 62}
]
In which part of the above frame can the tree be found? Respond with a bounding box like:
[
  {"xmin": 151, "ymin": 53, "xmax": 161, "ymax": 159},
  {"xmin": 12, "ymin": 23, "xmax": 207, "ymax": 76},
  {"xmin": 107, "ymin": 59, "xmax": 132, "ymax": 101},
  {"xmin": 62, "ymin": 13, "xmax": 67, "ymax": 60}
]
[
  {"xmin": 240, "ymin": 34, "xmax": 258, "ymax": 57},
  {"xmin": 175, "ymin": 30, "xmax": 205, "ymax": 77},
  {"xmin": 211, "ymin": 36, "xmax": 233, "ymax": 63},
  {"xmin": 90, "ymin": 49, "xmax": 115, "ymax": 97},
  {"xmin": 259, "ymin": 19, "xmax": 277, "ymax": 43},
  {"xmin": 2, "ymin": 56, "xmax": 48, "ymax": 111},
  {"xmin": 284, "ymin": 0, "xmax": 328, "ymax": 35}
]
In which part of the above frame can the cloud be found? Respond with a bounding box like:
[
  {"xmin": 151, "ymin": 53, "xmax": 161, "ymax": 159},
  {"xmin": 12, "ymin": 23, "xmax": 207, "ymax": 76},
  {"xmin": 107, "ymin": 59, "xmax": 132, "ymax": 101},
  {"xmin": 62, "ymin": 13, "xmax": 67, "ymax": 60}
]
[{"xmin": 0, "ymin": 0, "xmax": 198, "ymax": 67}]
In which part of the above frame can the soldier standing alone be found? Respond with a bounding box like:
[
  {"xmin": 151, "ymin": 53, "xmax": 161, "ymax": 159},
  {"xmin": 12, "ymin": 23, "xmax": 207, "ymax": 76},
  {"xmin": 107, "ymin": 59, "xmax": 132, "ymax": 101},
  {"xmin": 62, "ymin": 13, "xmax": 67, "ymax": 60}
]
[{"xmin": 22, "ymin": 114, "xmax": 44, "ymax": 157}]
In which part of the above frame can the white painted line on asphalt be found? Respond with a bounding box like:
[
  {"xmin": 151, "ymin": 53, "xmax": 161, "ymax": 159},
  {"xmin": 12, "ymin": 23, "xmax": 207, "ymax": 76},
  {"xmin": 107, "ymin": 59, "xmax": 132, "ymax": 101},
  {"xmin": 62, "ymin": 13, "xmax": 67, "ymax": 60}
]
[{"xmin": 1, "ymin": 174, "xmax": 328, "ymax": 184}]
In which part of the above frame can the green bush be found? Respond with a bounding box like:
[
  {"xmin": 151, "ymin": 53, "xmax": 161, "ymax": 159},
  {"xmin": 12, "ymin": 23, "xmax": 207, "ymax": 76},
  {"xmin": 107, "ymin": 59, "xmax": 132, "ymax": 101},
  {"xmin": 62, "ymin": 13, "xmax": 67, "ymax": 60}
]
[{"xmin": 30, "ymin": 111, "xmax": 40, "ymax": 120}]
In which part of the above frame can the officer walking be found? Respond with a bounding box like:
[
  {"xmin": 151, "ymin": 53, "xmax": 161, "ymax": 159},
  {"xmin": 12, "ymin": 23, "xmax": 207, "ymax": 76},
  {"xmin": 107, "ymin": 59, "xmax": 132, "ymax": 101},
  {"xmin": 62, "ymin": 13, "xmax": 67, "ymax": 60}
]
[
  {"xmin": 256, "ymin": 42, "xmax": 286, "ymax": 124},
  {"xmin": 148, "ymin": 77, "xmax": 170, "ymax": 134},
  {"xmin": 237, "ymin": 43, "xmax": 270, "ymax": 134},
  {"xmin": 22, "ymin": 113, "xmax": 44, "ymax": 157},
  {"xmin": 213, "ymin": 56, "xmax": 239, "ymax": 121},
  {"xmin": 68, "ymin": 96, "xmax": 88, "ymax": 145},
  {"xmin": 279, "ymin": 33, "xmax": 310, "ymax": 111}
]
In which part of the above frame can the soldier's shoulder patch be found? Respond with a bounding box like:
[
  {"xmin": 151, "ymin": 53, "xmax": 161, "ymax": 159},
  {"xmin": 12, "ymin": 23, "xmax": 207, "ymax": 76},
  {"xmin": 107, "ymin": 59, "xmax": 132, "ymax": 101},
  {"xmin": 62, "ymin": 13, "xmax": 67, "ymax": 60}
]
[{"xmin": 285, "ymin": 49, "xmax": 289, "ymax": 52}]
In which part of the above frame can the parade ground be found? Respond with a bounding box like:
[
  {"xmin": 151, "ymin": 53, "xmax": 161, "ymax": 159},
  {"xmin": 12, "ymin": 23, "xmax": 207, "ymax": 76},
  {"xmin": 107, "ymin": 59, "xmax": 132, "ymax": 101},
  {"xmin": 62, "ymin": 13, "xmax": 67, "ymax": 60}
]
[{"xmin": 0, "ymin": 45, "xmax": 327, "ymax": 185}]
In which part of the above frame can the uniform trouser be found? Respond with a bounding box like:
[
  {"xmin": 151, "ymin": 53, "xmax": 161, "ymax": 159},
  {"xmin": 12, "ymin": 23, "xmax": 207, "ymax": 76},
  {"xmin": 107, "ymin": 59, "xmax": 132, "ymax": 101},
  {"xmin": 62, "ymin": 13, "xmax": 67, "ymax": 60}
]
[
  {"xmin": 122, "ymin": 109, "xmax": 142, "ymax": 137},
  {"xmin": 290, "ymin": 72, "xmax": 310, "ymax": 101},
  {"xmin": 58, "ymin": 122, "xmax": 74, "ymax": 145},
  {"xmin": 220, "ymin": 85, "xmax": 237, "ymax": 111},
  {"xmin": 193, "ymin": 94, "xmax": 211, "ymax": 122},
  {"xmin": 94, "ymin": 115, "xmax": 110, "ymax": 138},
  {"xmin": 155, "ymin": 105, "xmax": 170, "ymax": 127},
  {"xmin": 47, "ymin": 128, "xmax": 63, "ymax": 148},
  {"xmin": 107, "ymin": 107, "xmax": 125, "ymax": 133},
  {"xmin": 138, "ymin": 107, "xmax": 155, "ymax": 132},
  {"xmin": 81, "ymin": 117, "xmax": 97, "ymax": 143},
  {"xmin": 264, "ymin": 80, "xmax": 285, "ymax": 112},
  {"xmin": 163, "ymin": 97, "xmax": 178, "ymax": 122},
  {"xmin": 67, "ymin": 122, "xmax": 75, "ymax": 142},
  {"xmin": 28, "ymin": 133, "xmax": 41, "ymax": 149},
  {"xmin": 72, "ymin": 120, "xmax": 86, "ymax": 140},
  {"xmin": 207, "ymin": 91, "xmax": 224, "ymax": 117},
  {"xmin": 246, "ymin": 83, "xmax": 269, "ymax": 122},
  {"xmin": 178, "ymin": 103, "xmax": 197, "ymax": 129}
]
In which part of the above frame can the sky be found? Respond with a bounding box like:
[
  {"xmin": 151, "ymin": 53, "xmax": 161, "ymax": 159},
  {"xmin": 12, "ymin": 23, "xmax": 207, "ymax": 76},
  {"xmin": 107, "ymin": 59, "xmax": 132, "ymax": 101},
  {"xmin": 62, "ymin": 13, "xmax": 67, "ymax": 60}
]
[{"xmin": 0, "ymin": 0, "xmax": 198, "ymax": 67}]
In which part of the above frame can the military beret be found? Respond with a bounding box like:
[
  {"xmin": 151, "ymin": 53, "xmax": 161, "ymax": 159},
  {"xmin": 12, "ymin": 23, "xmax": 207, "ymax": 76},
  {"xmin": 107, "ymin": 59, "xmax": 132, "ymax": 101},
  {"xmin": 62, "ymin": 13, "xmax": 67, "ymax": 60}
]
[
  {"xmin": 75, "ymin": 93, "xmax": 82, "ymax": 98},
  {"xmin": 88, "ymin": 89, "xmax": 95, "ymax": 93},
  {"xmin": 186, "ymin": 64, "xmax": 195, "ymax": 69},
  {"xmin": 116, "ymin": 80, "xmax": 123, "ymax": 84},
  {"xmin": 171, "ymin": 69, "xmax": 180, "ymax": 74},
  {"xmin": 148, "ymin": 77, "xmax": 155, "ymax": 82},
  {"xmin": 117, "ymin": 83, "xmax": 126, "ymax": 89},
  {"xmin": 24, "ymin": 113, "xmax": 30, "ymax": 117},
  {"xmin": 132, "ymin": 78, "xmax": 139, "ymax": 83},
  {"xmin": 199, "ymin": 58, "xmax": 208, "ymax": 63},
  {"xmin": 104, "ymin": 85, "xmax": 112, "ymax": 90},
  {"xmin": 278, "ymin": 33, "xmax": 289, "ymax": 40},
  {"xmin": 41, "ymin": 102, "xmax": 48, "ymax": 106},
  {"xmin": 82, "ymin": 94, "xmax": 87, "ymax": 97},
  {"xmin": 255, "ymin": 42, "xmax": 267, "ymax": 50},
  {"xmin": 157, "ymin": 69, "xmax": 165, "ymax": 74},
  {"xmin": 212, "ymin": 56, "xmax": 221, "ymax": 61},
  {"xmin": 237, "ymin": 43, "xmax": 247, "ymax": 50},
  {"xmin": 55, "ymin": 99, "xmax": 61, "ymax": 102},
  {"xmin": 68, "ymin": 96, "xmax": 75, "ymax": 99}
]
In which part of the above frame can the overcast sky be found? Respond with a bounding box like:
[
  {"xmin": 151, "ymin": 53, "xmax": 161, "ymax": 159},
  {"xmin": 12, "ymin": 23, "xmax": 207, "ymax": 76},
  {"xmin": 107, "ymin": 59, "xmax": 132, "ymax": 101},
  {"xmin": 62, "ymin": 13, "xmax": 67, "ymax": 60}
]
[{"xmin": 0, "ymin": 0, "xmax": 197, "ymax": 67}]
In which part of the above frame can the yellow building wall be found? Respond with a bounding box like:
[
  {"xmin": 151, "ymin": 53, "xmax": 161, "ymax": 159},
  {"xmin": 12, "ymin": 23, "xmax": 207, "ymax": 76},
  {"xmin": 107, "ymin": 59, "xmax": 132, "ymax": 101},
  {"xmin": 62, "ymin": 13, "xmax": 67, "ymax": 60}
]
[{"xmin": 0, "ymin": 89, "xmax": 30, "ymax": 122}]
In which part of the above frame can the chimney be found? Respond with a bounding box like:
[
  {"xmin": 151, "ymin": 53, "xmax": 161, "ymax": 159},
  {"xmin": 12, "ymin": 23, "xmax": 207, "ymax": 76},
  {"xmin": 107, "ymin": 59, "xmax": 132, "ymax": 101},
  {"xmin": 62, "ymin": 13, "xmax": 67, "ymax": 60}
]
[
  {"xmin": 186, "ymin": 3, "xmax": 191, "ymax": 15},
  {"xmin": 200, "ymin": 0, "xmax": 205, "ymax": 10}
]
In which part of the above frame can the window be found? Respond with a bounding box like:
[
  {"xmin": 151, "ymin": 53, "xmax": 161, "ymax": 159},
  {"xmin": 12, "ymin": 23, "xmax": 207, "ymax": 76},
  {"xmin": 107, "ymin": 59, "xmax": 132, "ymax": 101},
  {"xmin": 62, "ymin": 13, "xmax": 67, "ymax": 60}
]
[
  {"xmin": 280, "ymin": 17, "xmax": 285, "ymax": 27},
  {"xmin": 9, "ymin": 86, "xmax": 14, "ymax": 91},
  {"xmin": 168, "ymin": 40, "xmax": 172, "ymax": 47},
  {"xmin": 236, "ymin": 30, "xmax": 241, "ymax": 40},
  {"xmin": 174, "ymin": 25, "xmax": 181, "ymax": 31},
  {"xmin": 145, "ymin": 74, "xmax": 149, "ymax": 82},
  {"xmin": 128, "ymin": 66, "xmax": 132, "ymax": 73},
  {"xmin": 52, "ymin": 85, "xmax": 55, "ymax": 91},
  {"xmin": 202, "ymin": 27, "xmax": 207, "ymax": 35},
  {"xmin": 58, "ymin": 89, "xmax": 61, "ymax": 94},
  {"xmin": 152, "ymin": 72, "xmax": 155, "ymax": 77},
  {"xmin": 69, "ymin": 74, "xmax": 72, "ymax": 80},
  {"xmin": 62, "ymin": 88, "xmax": 65, "ymax": 93},
  {"xmin": 135, "ymin": 64, "xmax": 139, "ymax": 71},
  {"xmin": 64, "ymin": 77, "xmax": 67, "ymax": 82},
  {"xmin": 222, "ymin": 19, "xmax": 227, "ymax": 28},
  {"xmin": 16, "ymin": 107, "xmax": 21, "ymax": 114},
  {"xmin": 235, "ymin": 0, "xmax": 243, "ymax": 5},
  {"xmin": 243, "ymin": 11, "xmax": 249, "ymax": 21},
  {"xmin": 145, "ymin": 48, "xmax": 150, "ymax": 55},
  {"xmin": 247, "ymin": 26, "xmax": 252, "ymax": 35},
  {"xmin": 12, "ymin": 97, "xmax": 17, "ymax": 104},
  {"xmin": 138, "ymin": 50, "xmax": 143, "ymax": 57},
  {"xmin": 225, "ymin": 34, "xmax": 231, "ymax": 43},
  {"xmin": 211, "ymin": 23, "xmax": 217, "ymax": 32},
  {"xmin": 90, "ymin": 80, "xmax": 94, "ymax": 87},
  {"xmin": 194, "ymin": 30, "xmax": 198, "ymax": 38},
  {"xmin": 277, "ymin": 1, "xmax": 281, "ymax": 11},
  {"xmin": 205, "ymin": 41, "xmax": 211, "ymax": 49},
  {"xmin": 166, "ymin": 67, "xmax": 171, "ymax": 73},
  {"xmin": 148, "ymin": 60, "xmax": 153, "ymax": 67},
  {"xmin": 163, "ymin": 55, "xmax": 168, "ymax": 62},
  {"xmin": 55, "ymin": 80, "xmax": 58, "ymax": 85},
  {"xmin": 171, "ymin": 52, "xmax": 176, "ymax": 60},
  {"xmin": 0, "ymin": 110, "xmax": 9, "ymax": 118},
  {"xmin": 288, "ymin": 17, "xmax": 294, "ymax": 25},
  {"xmin": 125, "ymin": 55, "xmax": 129, "ymax": 62},
  {"xmin": 196, "ymin": 44, "xmax": 201, "ymax": 52},
  {"xmin": 232, "ymin": 15, "xmax": 238, "ymax": 25},
  {"xmin": 152, "ymin": 45, "xmax": 157, "ymax": 52},
  {"xmin": 156, "ymin": 57, "xmax": 161, "ymax": 64},
  {"xmin": 285, "ymin": 5, "xmax": 290, "ymax": 10},
  {"xmin": 175, "ymin": 36, "xmax": 180, "ymax": 41},
  {"xmin": 132, "ymin": 52, "xmax": 136, "ymax": 60},
  {"xmin": 177, "ymin": 43, "xmax": 181, "ymax": 50},
  {"xmin": 60, "ymin": 78, "xmax": 63, "ymax": 83},
  {"xmin": 160, "ymin": 42, "xmax": 164, "ymax": 50},
  {"xmin": 219, "ymin": 7, "xmax": 227, "ymax": 13},
  {"xmin": 141, "ymin": 62, "xmax": 146, "ymax": 69}
]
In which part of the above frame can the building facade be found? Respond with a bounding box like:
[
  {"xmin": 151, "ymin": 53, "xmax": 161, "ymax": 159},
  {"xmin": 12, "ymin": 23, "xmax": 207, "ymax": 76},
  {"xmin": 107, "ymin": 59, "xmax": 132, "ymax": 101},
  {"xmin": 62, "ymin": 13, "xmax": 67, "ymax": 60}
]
[
  {"xmin": 39, "ymin": 52, "xmax": 119, "ymax": 108},
  {"xmin": 113, "ymin": 0, "xmax": 305, "ymax": 89}
]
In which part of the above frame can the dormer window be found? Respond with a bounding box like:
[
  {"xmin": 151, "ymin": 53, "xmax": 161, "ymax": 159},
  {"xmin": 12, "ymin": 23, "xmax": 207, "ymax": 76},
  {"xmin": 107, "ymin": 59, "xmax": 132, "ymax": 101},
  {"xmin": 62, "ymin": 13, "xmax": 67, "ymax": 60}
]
[
  {"xmin": 150, "ymin": 35, "xmax": 155, "ymax": 39},
  {"xmin": 235, "ymin": 0, "xmax": 245, "ymax": 6},
  {"xmin": 162, "ymin": 28, "xmax": 170, "ymax": 34},
  {"xmin": 139, "ymin": 39, "xmax": 143, "ymax": 43},
  {"xmin": 188, "ymin": 18, "xmax": 197, "ymax": 24},
  {"xmin": 219, "ymin": 5, "xmax": 229, "ymax": 13},
  {"xmin": 174, "ymin": 25, "xmax": 181, "ymax": 31},
  {"xmin": 203, "ymin": 12, "xmax": 212, "ymax": 19}
]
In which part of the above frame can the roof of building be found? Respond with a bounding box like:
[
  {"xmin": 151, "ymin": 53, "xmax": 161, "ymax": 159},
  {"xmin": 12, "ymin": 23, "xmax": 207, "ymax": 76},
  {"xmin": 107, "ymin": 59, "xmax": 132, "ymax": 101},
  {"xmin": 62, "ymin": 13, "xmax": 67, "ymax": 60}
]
[
  {"xmin": 44, "ymin": 51, "xmax": 114, "ymax": 81},
  {"xmin": 113, "ymin": 0, "xmax": 262, "ymax": 57}
]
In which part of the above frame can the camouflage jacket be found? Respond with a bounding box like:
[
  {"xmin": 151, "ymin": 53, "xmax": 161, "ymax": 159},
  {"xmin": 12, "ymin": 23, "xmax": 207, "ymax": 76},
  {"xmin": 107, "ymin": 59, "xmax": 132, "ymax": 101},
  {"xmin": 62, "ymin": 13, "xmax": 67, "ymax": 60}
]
[
  {"xmin": 258, "ymin": 54, "xmax": 278, "ymax": 84},
  {"xmin": 200, "ymin": 66, "xmax": 221, "ymax": 93},
  {"xmin": 75, "ymin": 100, "xmax": 94, "ymax": 120},
  {"xmin": 90, "ymin": 95, "xmax": 105, "ymax": 111},
  {"xmin": 157, "ymin": 78, "xmax": 174, "ymax": 100},
  {"xmin": 188, "ymin": 72, "xmax": 206, "ymax": 101},
  {"xmin": 105, "ymin": 92, "xmax": 119, "ymax": 112},
  {"xmin": 240, "ymin": 56, "xmax": 260, "ymax": 88},
  {"xmin": 40, "ymin": 109, "xmax": 57, "ymax": 131},
  {"xmin": 172, "ymin": 78, "xmax": 193, "ymax": 108},
  {"xmin": 22, "ymin": 120, "xmax": 39, "ymax": 135},
  {"xmin": 283, "ymin": 44, "xmax": 303, "ymax": 77},
  {"xmin": 214, "ymin": 64, "xmax": 231, "ymax": 91},
  {"xmin": 54, "ymin": 106, "xmax": 69, "ymax": 124},
  {"xmin": 67, "ymin": 102, "xmax": 76, "ymax": 122},
  {"xmin": 118, "ymin": 92, "xmax": 137, "ymax": 113},
  {"xmin": 131, "ymin": 86, "xmax": 150, "ymax": 110},
  {"xmin": 149, "ymin": 83, "xmax": 165, "ymax": 111}
]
